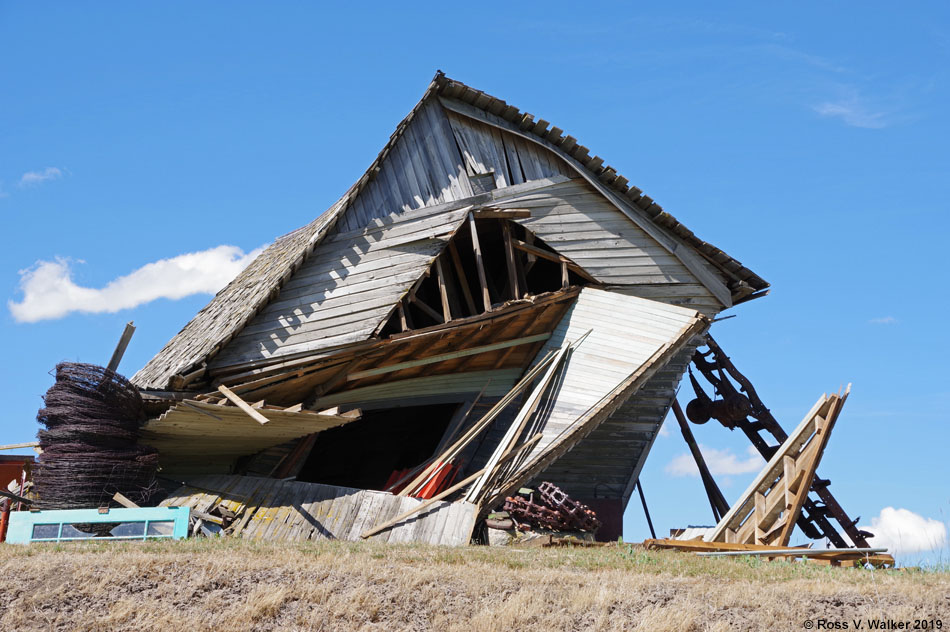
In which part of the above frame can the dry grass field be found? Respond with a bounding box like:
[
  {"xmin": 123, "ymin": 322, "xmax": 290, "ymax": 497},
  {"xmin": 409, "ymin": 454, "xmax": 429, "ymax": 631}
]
[{"xmin": 1, "ymin": 538, "xmax": 948, "ymax": 631}]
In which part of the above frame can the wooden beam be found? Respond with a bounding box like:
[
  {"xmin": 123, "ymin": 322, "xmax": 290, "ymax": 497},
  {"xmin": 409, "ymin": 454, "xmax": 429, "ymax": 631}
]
[
  {"xmin": 472, "ymin": 209, "xmax": 531, "ymax": 219},
  {"xmin": 465, "ymin": 341, "xmax": 571, "ymax": 503},
  {"xmin": 510, "ymin": 239, "xmax": 600, "ymax": 285},
  {"xmin": 0, "ymin": 442, "xmax": 39, "ymax": 452},
  {"xmin": 502, "ymin": 222, "xmax": 521, "ymax": 299},
  {"xmin": 409, "ymin": 290, "xmax": 444, "ymax": 324},
  {"xmin": 775, "ymin": 396, "xmax": 844, "ymax": 546},
  {"xmin": 396, "ymin": 301, "xmax": 409, "ymax": 332},
  {"xmin": 402, "ymin": 297, "xmax": 415, "ymax": 329},
  {"xmin": 448, "ymin": 241, "xmax": 477, "ymax": 315},
  {"xmin": 512, "ymin": 238, "xmax": 569, "ymax": 264},
  {"xmin": 672, "ymin": 399, "xmax": 730, "ymax": 521},
  {"xmin": 216, "ymin": 384, "xmax": 270, "ymax": 425},
  {"xmin": 112, "ymin": 492, "xmax": 140, "ymax": 509},
  {"xmin": 435, "ymin": 258, "xmax": 452, "ymax": 322},
  {"xmin": 107, "ymin": 321, "xmax": 136, "ymax": 373},
  {"xmin": 468, "ymin": 212, "xmax": 492, "ymax": 311},
  {"xmin": 346, "ymin": 333, "xmax": 550, "ymax": 381},
  {"xmin": 398, "ymin": 349, "xmax": 559, "ymax": 497},
  {"xmin": 523, "ymin": 231, "xmax": 537, "ymax": 275}
]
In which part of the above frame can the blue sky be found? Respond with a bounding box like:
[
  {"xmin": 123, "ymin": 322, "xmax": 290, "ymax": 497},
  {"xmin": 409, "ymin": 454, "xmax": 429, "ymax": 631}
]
[{"xmin": 2, "ymin": 3, "xmax": 948, "ymax": 563}]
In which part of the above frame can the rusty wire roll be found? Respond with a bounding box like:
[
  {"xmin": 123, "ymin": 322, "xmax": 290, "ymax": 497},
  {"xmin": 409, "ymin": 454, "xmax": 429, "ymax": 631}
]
[{"xmin": 33, "ymin": 362, "xmax": 159, "ymax": 510}]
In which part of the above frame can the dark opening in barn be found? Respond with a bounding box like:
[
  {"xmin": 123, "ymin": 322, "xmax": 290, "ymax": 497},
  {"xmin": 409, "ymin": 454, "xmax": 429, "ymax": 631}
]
[{"xmin": 296, "ymin": 403, "xmax": 460, "ymax": 491}]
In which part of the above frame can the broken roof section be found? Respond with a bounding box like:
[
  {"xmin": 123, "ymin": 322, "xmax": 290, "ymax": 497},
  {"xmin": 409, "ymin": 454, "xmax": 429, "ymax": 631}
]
[
  {"xmin": 138, "ymin": 401, "xmax": 356, "ymax": 477},
  {"xmin": 133, "ymin": 72, "xmax": 767, "ymax": 391}
]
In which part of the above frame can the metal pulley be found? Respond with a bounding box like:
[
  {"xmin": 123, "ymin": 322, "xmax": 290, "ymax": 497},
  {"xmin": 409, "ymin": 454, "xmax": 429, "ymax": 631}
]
[{"xmin": 685, "ymin": 393, "xmax": 753, "ymax": 426}]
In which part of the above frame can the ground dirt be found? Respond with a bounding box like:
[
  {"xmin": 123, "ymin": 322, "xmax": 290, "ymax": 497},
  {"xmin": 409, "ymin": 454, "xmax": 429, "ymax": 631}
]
[{"xmin": 0, "ymin": 539, "xmax": 947, "ymax": 631}]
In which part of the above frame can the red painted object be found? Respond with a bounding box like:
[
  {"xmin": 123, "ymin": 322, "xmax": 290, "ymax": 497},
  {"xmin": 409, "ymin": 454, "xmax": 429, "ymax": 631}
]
[
  {"xmin": 0, "ymin": 455, "xmax": 33, "ymax": 543},
  {"xmin": 383, "ymin": 468, "xmax": 413, "ymax": 494},
  {"xmin": 383, "ymin": 461, "xmax": 461, "ymax": 498},
  {"xmin": 414, "ymin": 461, "xmax": 460, "ymax": 499}
]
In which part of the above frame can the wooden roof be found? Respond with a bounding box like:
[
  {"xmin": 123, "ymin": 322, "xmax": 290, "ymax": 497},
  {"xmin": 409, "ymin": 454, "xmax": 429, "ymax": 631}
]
[{"xmin": 133, "ymin": 72, "xmax": 766, "ymax": 391}]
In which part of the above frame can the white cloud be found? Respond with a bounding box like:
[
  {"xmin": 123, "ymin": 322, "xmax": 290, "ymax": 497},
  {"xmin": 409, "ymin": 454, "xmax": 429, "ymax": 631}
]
[
  {"xmin": 19, "ymin": 167, "xmax": 63, "ymax": 186},
  {"xmin": 8, "ymin": 244, "xmax": 264, "ymax": 323},
  {"xmin": 657, "ymin": 419, "xmax": 671, "ymax": 437},
  {"xmin": 869, "ymin": 316, "xmax": 898, "ymax": 325},
  {"xmin": 813, "ymin": 95, "xmax": 888, "ymax": 129},
  {"xmin": 665, "ymin": 444, "xmax": 764, "ymax": 477},
  {"xmin": 860, "ymin": 507, "xmax": 947, "ymax": 556}
]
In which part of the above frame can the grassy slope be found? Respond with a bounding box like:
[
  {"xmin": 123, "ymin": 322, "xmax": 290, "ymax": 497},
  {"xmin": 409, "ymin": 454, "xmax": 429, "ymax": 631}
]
[{"xmin": 1, "ymin": 539, "xmax": 948, "ymax": 631}]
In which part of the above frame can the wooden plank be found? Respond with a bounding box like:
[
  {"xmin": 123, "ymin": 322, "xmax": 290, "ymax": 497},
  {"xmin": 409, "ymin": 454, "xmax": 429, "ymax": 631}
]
[
  {"xmin": 106, "ymin": 321, "xmax": 136, "ymax": 373},
  {"xmin": 435, "ymin": 257, "xmax": 452, "ymax": 322},
  {"xmin": 346, "ymin": 333, "xmax": 550, "ymax": 381},
  {"xmin": 469, "ymin": 212, "xmax": 491, "ymax": 311},
  {"xmin": 502, "ymin": 221, "xmax": 521, "ymax": 299},
  {"xmin": 465, "ymin": 341, "xmax": 572, "ymax": 502},
  {"xmin": 774, "ymin": 396, "xmax": 844, "ymax": 546},
  {"xmin": 216, "ymin": 385, "xmax": 270, "ymax": 425},
  {"xmin": 409, "ymin": 290, "xmax": 444, "ymax": 323},
  {"xmin": 112, "ymin": 492, "xmax": 140, "ymax": 509},
  {"xmin": 472, "ymin": 209, "xmax": 532, "ymax": 219},
  {"xmin": 397, "ymin": 301, "xmax": 409, "ymax": 332},
  {"xmin": 0, "ymin": 442, "xmax": 39, "ymax": 451},
  {"xmin": 397, "ymin": 352, "xmax": 558, "ymax": 497},
  {"xmin": 448, "ymin": 241, "xmax": 477, "ymax": 315}
]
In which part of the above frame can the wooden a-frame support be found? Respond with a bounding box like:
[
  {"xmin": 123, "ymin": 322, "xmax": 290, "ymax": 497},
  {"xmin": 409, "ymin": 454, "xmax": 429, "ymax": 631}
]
[{"xmin": 707, "ymin": 386, "xmax": 849, "ymax": 547}]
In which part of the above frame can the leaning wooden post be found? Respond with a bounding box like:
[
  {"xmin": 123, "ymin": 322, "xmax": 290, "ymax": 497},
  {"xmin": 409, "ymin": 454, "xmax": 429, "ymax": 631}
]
[{"xmin": 107, "ymin": 322, "xmax": 136, "ymax": 373}]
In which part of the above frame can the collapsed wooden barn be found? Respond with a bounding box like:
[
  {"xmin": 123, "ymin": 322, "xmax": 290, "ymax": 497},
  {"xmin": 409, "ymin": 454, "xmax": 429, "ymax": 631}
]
[{"xmin": 130, "ymin": 72, "xmax": 770, "ymax": 545}]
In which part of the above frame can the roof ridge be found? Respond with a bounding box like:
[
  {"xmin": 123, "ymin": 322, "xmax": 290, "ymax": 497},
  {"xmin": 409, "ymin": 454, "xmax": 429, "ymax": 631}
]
[{"xmin": 431, "ymin": 73, "xmax": 768, "ymax": 294}]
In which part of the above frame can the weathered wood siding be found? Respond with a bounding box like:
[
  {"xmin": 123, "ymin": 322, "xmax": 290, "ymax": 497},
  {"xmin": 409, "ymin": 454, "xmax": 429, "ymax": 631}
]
[
  {"xmin": 160, "ymin": 474, "xmax": 476, "ymax": 546},
  {"xmin": 336, "ymin": 100, "xmax": 474, "ymax": 232},
  {"xmin": 210, "ymin": 203, "xmax": 472, "ymax": 367},
  {"xmin": 538, "ymin": 342, "xmax": 700, "ymax": 505},
  {"xmin": 495, "ymin": 179, "xmax": 724, "ymax": 315},
  {"xmin": 517, "ymin": 288, "xmax": 701, "ymax": 467},
  {"xmin": 445, "ymin": 110, "xmax": 574, "ymax": 188}
]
